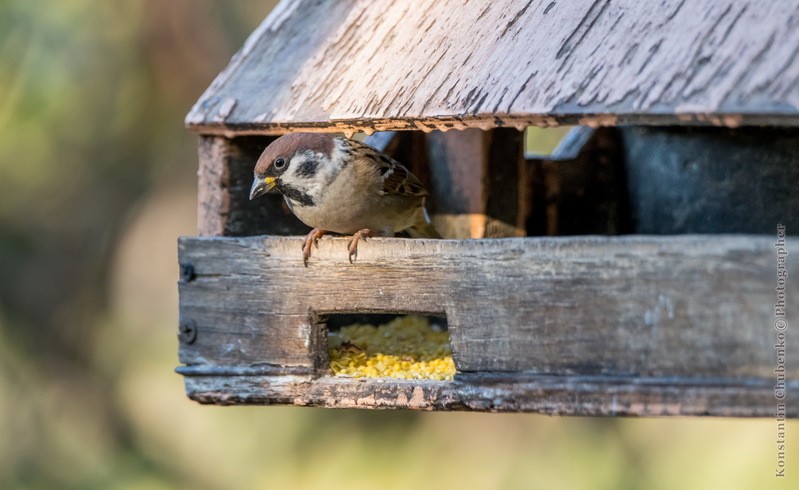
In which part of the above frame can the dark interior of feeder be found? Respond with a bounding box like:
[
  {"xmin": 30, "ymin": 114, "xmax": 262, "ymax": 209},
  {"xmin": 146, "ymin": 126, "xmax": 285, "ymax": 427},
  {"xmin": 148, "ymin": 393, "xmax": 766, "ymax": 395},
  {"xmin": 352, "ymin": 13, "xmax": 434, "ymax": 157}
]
[
  {"xmin": 222, "ymin": 126, "xmax": 799, "ymax": 239},
  {"xmin": 322, "ymin": 313, "xmax": 447, "ymax": 331}
]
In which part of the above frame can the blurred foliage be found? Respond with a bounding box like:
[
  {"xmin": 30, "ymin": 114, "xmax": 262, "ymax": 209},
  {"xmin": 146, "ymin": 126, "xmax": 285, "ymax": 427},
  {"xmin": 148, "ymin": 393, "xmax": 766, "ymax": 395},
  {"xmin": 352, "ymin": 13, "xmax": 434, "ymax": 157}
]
[{"xmin": 0, "ymin": 1, "xmax": 795, "ymax": 489}]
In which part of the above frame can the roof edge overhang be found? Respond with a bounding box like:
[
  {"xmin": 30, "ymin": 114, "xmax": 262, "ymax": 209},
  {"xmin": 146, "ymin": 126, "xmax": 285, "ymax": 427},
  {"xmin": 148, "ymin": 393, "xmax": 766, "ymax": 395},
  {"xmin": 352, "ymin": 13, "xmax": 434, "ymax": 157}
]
[
  {"xmin": 185, "ymin": 112, "xmax": 799, "ymax": 138},
  {"xmin": 184, "ymin": 0, "xmax": 799, "ymax": 137}
]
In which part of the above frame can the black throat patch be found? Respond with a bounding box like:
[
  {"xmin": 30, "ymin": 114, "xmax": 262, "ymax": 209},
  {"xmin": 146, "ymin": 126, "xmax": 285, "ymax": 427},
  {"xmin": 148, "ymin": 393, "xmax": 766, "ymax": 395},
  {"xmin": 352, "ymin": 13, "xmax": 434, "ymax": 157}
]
[{"xmin": 277, "ymin": 181, "xmax": 315, "ymax": 207}]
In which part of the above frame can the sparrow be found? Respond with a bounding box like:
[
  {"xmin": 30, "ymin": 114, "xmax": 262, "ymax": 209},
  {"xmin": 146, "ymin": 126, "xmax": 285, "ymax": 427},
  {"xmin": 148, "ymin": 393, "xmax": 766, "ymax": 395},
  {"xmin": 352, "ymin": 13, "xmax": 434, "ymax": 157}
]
[{"xmin": 249, "ymin": 133, "xmax": 440, "ymax": 265}]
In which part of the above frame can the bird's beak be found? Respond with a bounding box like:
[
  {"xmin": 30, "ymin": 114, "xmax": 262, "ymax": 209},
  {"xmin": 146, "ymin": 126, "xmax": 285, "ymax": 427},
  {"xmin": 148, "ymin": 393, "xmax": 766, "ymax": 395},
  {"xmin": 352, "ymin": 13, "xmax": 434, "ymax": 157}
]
[{"xmin": 249, "ymin": 176, "xmax": 276, "ymax": 200}]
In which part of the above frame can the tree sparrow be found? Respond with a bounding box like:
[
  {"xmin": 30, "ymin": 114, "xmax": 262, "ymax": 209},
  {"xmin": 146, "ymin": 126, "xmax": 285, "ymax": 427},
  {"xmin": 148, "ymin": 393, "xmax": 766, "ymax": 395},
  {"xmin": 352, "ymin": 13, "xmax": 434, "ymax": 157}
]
[{"xmin": 249, "ymin": 133, "xmax": 440, "ymax": 265}]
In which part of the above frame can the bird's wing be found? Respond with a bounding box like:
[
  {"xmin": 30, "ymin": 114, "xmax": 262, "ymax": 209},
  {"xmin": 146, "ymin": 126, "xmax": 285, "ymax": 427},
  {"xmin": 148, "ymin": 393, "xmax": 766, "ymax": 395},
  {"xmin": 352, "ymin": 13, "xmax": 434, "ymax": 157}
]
[
  {"xmin": 379, "ymin": 159, "xmax": 429, "ymax": 197},
  {"xmin": 352, "ymin": 142, "xmax": 429, "ymax": 197}
]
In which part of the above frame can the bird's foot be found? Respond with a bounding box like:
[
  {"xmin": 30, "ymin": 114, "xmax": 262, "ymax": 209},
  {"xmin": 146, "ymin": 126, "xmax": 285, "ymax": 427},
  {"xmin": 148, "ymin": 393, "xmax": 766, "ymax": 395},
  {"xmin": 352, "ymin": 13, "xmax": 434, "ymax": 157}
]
[
  {"xmin": 302, "ymin": 228, "xmax": 327, "ymax": 267},
  {"xmin": 347, "ymin": 228, "xmax": 372, "ymax": 263}
]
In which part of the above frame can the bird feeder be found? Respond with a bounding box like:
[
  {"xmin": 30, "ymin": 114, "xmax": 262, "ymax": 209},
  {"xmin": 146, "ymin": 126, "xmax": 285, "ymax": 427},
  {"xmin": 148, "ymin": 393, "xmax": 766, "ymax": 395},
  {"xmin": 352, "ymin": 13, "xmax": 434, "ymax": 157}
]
[{"xmin": 179, "ymin": 0, "xmax": 798, "ymax": 416}]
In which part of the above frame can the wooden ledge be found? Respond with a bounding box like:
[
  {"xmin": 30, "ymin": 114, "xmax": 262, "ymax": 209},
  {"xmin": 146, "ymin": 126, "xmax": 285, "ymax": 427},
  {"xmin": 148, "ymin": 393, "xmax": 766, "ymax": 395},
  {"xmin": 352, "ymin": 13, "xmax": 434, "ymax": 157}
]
[
  {"xmin": 178, "ymin": 235, "xmax": 797, "ymax": 415},
  {"xmin": 180, "ymin": 372, "xmax": 797, "ymax": 417}
]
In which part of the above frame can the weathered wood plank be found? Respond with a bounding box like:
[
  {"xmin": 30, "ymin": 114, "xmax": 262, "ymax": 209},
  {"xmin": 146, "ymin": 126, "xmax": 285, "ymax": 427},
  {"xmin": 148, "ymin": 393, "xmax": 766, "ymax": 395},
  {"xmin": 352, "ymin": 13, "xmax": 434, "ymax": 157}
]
[
  {"xmin": 178, "ymin": 235, "xmax": 798, "ymax": 381},
  {"xmin": 177, "ymin": 373, "xmax": 798, "ymax": 417},
  {"xmin": 427, "ymin": 128, "xmax": 526, "ymax": 238},
  {"xmin": 527, "ymin": 127, "xmax": 626, "ymax": 235},
  {"xmin": 485, "ymin": 129, "xmax": 528, "ymax": 236},
  {"xmin": 197, "ymin": 136, "xmax": 231, "ymax": 236},
  {"xmin": 186, "ymin": 0, "xmax": 799, "ymax": 134}
]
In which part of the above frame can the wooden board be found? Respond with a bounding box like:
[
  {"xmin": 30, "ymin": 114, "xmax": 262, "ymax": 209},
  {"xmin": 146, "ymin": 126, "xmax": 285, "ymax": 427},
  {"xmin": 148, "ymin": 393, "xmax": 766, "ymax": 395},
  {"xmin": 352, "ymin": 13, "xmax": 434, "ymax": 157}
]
[
  {"xmin": 527, "ymin": 127, "xmax": 626, "ymax": 235},
  {"xmin": 178, "ymin": 235, "xmax": 798, "ymax": 414},
  {"xmin": 427, "ymin": 128, "xmax": 527, "ymax": 238},
  {"xmin": 176, "ymin": 373, "xmax": 795, "ymax": 417},
  {"xmin": 186, "ymin": 0, "xmax": 799, "ymax": 135}
]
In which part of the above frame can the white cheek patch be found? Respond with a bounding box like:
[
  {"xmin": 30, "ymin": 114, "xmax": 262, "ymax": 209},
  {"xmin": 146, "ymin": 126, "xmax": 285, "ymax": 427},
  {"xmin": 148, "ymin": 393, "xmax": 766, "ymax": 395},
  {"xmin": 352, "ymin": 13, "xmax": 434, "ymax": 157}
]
[{"xmin": 286, "ymin": 151, "xmax": 331, "ymax": 201}]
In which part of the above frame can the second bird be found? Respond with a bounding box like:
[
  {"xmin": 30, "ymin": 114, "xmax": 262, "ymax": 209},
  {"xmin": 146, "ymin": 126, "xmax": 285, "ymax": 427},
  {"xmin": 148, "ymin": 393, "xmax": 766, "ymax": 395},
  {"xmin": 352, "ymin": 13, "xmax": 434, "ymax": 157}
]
[{"xmin": 249, "ymin": 133, "xmax": 440, "ymax": 265}]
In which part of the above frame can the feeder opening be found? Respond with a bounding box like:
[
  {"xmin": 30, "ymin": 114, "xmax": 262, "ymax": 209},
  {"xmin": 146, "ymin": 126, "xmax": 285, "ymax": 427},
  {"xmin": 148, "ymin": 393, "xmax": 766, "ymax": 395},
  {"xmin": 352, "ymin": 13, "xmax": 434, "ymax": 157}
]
[{"xmin": 324, "ymin": 314, "xmax": 454, "ymax": 381}]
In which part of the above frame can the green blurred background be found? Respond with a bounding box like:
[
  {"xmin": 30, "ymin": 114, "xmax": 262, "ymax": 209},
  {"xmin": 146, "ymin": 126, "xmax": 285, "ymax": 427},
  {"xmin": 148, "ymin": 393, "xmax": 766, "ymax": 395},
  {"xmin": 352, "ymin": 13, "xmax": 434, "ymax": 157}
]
[{"xmin": 0, "ymin": 1, "xmax": 795, "ymax": 488}]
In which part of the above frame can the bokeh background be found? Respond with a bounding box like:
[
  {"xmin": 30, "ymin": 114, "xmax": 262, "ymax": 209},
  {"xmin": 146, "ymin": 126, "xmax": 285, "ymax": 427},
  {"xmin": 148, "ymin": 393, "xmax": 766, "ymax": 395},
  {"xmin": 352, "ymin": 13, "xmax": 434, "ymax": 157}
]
[{"xmin": 0, "ymin": 1, "xmax": 795, "ymax": 488}]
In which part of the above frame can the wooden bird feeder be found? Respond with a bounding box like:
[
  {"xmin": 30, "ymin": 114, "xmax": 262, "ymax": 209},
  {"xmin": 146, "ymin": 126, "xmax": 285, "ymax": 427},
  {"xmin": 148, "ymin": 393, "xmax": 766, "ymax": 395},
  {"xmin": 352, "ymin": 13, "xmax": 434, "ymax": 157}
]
[{"xmin": 179, "ymin": 0, "xmax": 799, "ymax": 416}]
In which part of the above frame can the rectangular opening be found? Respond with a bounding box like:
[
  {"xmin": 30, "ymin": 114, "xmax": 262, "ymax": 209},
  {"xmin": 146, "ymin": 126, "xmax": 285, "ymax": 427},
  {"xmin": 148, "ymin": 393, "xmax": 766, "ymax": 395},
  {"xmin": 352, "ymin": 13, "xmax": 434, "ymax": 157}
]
[
  {"xmin": 319, "ymin": 313, "xmax": 453, "ymax": 381},
  {"xmin": 524, "ymin": 125, "xmax": 576, "ymax": 159}
]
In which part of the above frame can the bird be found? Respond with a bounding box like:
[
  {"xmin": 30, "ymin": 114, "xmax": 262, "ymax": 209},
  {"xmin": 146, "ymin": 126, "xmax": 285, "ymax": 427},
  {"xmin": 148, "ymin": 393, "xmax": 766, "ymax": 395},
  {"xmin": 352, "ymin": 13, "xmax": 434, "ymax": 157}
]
[{"xmin": 249, "ymin": 133, "xmax": 440, "ymax": 265}]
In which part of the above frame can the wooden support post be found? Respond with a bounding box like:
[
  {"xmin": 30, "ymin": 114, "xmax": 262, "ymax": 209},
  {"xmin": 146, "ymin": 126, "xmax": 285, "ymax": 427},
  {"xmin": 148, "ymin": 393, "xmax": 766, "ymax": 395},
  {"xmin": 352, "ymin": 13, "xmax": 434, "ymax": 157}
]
[
  {"xmin": 426, "ymin": 128, "xmax": 526, "ymax": 238},
  {"xmin": 197, "ymin": 135, "xmax": 309, "ymax": 236},
  {"xmin": 526, "ymin": 128, "xmax": 626, "ymax": 236}
]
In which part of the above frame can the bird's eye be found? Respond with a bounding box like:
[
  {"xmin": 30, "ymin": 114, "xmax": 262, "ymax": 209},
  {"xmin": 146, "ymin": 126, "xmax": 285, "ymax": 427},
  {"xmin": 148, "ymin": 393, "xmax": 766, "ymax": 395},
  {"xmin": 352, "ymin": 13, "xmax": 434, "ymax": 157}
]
[{"xmin": 274, "ymin": 157, "xmax": 286, "ymax": 169}]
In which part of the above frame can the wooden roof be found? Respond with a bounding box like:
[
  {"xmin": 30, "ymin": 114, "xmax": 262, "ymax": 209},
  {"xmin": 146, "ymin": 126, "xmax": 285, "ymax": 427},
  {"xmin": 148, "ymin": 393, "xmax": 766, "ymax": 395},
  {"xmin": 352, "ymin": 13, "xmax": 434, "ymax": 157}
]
[{"xmin": 186, "ymin": 0, "xmax": 799, "ymax": 135}]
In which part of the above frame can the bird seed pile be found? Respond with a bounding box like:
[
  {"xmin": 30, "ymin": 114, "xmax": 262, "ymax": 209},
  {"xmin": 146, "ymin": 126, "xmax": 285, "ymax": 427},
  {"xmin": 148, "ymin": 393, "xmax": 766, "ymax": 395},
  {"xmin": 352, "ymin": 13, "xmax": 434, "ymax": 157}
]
[{"xmin": 328, "ymin": 316, "xmax": 455, "ymax": 380}]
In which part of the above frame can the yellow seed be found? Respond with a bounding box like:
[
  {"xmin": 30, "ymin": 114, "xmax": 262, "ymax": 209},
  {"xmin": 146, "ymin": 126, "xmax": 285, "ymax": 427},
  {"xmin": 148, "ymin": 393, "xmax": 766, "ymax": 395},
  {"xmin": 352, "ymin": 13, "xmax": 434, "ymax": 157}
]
[{"xmin": 327, "ymin": 316, "xmax": 456, "ymax": 380}]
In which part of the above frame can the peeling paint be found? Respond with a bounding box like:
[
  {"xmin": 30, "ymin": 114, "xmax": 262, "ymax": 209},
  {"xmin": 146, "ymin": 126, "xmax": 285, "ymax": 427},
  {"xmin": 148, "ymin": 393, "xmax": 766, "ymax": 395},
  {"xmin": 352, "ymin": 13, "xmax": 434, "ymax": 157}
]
[
  {"xmin": 409, "ymin": 386, "xmax": 426, "ymax": 408},
  {"xmin": 186, "ymin": 0, "xmax": 799, "ymax": 132}
]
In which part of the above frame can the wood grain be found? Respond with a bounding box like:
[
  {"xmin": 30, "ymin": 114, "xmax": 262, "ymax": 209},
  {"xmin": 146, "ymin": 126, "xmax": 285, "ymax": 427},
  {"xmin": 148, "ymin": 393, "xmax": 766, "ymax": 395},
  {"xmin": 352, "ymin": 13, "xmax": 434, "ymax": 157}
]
[
  {"xmin": 197, "ymin": 136, "xmax": 231, "ymax": 236},
  {"xmin": 177, "ymin": 372, "xmax": 797, "ymax": 417},
  {"xmin": 427, "ymin": 129, "xmax": 526, "ymax": 238},
  {"xmin": 186, "ymin": 0, "xmax": 799, "ymax": 135},
  {"xmin": 527, "ymin": 127, "xmax": 626, "ymax": 235},
  {"xmin": 178, "ymin": 236, "xmax": 797, "ymax": 394}
]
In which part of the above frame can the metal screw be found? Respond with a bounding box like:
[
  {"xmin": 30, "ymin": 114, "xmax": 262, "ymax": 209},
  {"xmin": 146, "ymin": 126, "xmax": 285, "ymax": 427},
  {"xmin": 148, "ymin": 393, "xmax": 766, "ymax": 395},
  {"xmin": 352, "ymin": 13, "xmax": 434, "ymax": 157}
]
[
  {"xmin": 180, "ymin": 263, "xmax": 196, "ymax": 282},
  {"xmin": 178, "ymin": 321, "xmax": 197, "ymax": 344}
]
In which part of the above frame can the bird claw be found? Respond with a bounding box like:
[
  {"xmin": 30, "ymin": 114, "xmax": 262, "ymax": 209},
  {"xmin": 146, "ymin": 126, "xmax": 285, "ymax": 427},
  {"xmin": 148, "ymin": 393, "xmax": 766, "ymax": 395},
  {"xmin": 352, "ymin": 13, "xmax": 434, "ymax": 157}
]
[
  {"xmin": 347, "ymin": 229, "xmax": 371, "ymax": 264},
  {"xmin": 302, "ymin": 229, "xmax": 326, "ymax": 267}
]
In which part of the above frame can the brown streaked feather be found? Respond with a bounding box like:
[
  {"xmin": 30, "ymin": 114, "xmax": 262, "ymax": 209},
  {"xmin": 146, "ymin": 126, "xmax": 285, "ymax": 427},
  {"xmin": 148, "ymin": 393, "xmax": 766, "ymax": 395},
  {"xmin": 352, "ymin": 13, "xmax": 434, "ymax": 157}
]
[
  {"xmin": 348, "ymin": 139, "xmax": 429, "ymax": 198},
  {"xmin": 381, "ymin": 163, "xmax": 428, "ymax": 197}
]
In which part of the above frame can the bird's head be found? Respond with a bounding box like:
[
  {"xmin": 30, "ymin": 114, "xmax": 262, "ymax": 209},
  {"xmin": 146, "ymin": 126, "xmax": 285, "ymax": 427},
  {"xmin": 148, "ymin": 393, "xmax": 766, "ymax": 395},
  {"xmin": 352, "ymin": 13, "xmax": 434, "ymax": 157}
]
[{"xmin": 249, "ymin": 133, "xmax": 338, "ymax": 207}]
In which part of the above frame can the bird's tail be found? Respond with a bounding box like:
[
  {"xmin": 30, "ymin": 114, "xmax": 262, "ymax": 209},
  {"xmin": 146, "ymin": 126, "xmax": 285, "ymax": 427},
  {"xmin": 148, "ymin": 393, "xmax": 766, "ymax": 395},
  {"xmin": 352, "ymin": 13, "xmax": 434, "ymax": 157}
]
[{"xmin": 406, "ymin": 207, "xmax": 442, "ymax": 239}]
